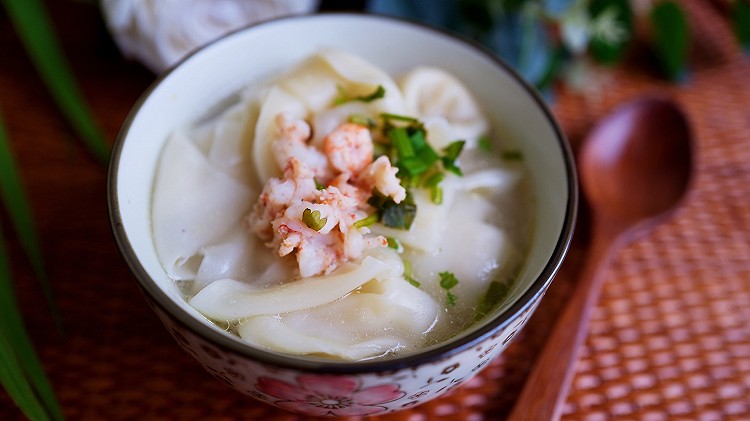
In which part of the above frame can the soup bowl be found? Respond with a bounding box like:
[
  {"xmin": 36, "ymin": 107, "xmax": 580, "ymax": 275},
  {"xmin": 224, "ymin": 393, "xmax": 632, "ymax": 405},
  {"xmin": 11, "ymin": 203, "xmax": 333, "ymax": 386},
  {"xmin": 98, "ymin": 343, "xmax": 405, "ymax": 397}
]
[{"xmin": 108, "ymin": 13, "xmax": 577, "ymax": 416}]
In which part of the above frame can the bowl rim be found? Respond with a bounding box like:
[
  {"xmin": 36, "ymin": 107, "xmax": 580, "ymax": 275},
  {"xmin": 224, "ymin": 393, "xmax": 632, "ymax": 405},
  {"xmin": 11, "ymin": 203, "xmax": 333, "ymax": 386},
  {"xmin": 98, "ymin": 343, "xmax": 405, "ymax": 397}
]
[{"xmin": 107, "ymin": 11, "xmax": 578, "ymax": 374}]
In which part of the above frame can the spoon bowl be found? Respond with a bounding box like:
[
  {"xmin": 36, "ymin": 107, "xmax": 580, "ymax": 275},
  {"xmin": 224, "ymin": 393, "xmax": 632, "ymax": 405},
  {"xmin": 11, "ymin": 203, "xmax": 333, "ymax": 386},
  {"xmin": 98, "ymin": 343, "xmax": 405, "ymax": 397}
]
[
  {"xmin": 508, "ymin": 96, "xmax": 692, "ymax": 420},
  {"xmin": 581, "ymin": 97, "xmax": 692, "ymax": 223}
]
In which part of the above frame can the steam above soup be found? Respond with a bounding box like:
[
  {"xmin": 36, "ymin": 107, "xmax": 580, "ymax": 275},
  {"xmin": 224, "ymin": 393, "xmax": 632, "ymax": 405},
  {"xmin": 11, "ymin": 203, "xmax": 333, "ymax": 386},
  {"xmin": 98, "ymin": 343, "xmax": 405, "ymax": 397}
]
[{"xmin": 151, "ymin": 49, "xmax": 533, "ymax": 361}]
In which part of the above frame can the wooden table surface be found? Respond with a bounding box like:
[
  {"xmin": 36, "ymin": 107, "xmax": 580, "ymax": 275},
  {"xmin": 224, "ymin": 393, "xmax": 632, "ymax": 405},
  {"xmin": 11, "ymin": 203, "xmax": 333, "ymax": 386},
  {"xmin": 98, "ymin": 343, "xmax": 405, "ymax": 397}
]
[{"xmin": 2, "ymin": 1, "xmax": 749, "ymax": 419}]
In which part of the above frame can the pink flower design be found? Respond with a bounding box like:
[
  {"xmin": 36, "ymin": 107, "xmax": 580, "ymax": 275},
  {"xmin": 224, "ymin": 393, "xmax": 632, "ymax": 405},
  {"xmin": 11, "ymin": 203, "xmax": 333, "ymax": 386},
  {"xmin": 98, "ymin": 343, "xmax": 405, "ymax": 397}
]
[{"xmin": 257, "ymin": 374, "xmax": 405, "ymax": 416}]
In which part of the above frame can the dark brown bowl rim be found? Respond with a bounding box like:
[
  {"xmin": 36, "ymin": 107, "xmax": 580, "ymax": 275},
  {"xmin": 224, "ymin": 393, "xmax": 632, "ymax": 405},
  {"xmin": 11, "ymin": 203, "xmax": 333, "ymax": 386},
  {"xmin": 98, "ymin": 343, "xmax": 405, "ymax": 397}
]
[{"xmin": 107, "ymin": 12, "xmax": 578, "ymax": 374}]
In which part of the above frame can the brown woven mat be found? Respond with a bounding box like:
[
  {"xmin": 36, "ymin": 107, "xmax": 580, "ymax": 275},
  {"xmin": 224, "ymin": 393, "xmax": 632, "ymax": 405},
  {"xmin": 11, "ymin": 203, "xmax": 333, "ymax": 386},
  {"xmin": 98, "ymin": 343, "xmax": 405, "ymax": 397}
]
[{"xmin": 1, "ymin": 0, "xmax": 749, "ymax": 419}]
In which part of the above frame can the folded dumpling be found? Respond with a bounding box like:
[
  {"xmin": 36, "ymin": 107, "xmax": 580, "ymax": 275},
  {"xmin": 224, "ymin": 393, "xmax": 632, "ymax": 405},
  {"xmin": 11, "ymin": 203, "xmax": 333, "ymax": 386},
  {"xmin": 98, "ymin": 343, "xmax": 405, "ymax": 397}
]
[
  {"xmin": 399, "ymin": 66, "xmax": 489, "ymax": 146},
  {"xmin": 237, "ymin": 275, "xmax": 440, "ymax": 360}
]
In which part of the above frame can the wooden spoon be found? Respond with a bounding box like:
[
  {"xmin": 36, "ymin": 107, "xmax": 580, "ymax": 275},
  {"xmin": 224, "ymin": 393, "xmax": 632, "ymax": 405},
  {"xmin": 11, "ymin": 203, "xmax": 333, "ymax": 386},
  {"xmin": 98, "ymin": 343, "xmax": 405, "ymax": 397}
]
[{"xmin": 508, "ymin": 97, "xmax": 692, "ymax": 420}]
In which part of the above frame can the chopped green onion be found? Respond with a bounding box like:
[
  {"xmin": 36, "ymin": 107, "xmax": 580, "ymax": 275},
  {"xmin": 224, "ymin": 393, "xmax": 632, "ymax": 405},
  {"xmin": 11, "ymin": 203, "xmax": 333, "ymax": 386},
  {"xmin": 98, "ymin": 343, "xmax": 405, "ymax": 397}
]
[
  {"xmin": 439, "ymin": 271, "xmax": 460, "ymax": 306},
  {"xmin": 403, "ymin": 259, "xmax": 420, "ymax": 287},
  {"xmin": 423, "ymin": 172, "xmax": 444, "ymax": 188},
  {"xmin": 408, "ymin": 129, "xmax": 428, "ymax": 150},
  {"xmin": 314, "ymin": 178, "xmax": 326, "ymax": 190},
  {"xmin": 443, "ymin": 140, "xmax": 465, "ymax": 161},
  {"xmin": 430, "ymin": 185, "xmax": 443, "ymax": 204},
  {"xmin": 386, "ymin": 236, "xmax": 401, "ymax": 250},
  {"xmin": 400, "ymin": 156, "xmax": 429, "ymax": 176},
  {"xmin": 474, "ymin": 281, "xmax": 510, "ymax": 321},
  {"xmin": 478, "ymin": 135, "xmax": 493, "ymax": 151},
  {"xmin": 353, "ymin": 214, "xmax": 378, "ymax": 228},
  {"xmin": 439, "ymin": 271, "xmax": 459, "ymax": 290},
  {"xmin": 446, "ymin": 291, "xmax": 457, "ymax": 306},
  {"xmin": 333, "ymin": 85, "xmax": 385, "ymax": 106},
  {"xmin": 404, "ymin": 259, "xmax": 413, "ymax": 276},
  {"xmin": 501, "ymin": 150, "xmax": 524, "ymax": 161},
  {"xmin": 356, "ymin": 85, "xmax": 386, "ymax": 102},
  {"xmin": 302, "ymin": 208, "xmax": 327, "ymax": 231},
  {"xmin": 417, "ymin": 148, "xmax": 440, "ymax": 168},
  {"xmin": 442, "ymin": 140, "xmax": 465, "ymax": 176},
  {"xmin": 348, "ymin": 114, "xmax": 377, "ymax": 128},
  {"xmin": 380, "ymin": 113, "xmax": 419, "ymax": 124},
  {"xmin": 390, "ymin": 127, "xmax": 415, "ymax": 158}
]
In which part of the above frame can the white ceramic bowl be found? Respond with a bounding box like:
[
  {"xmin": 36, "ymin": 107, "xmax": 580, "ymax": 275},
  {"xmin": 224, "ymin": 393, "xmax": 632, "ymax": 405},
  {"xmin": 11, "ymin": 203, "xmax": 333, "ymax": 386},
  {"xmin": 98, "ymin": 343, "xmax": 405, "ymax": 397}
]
[{"xmin": 109, "ymin": 13, "xmax": 577, "ymax": 416}]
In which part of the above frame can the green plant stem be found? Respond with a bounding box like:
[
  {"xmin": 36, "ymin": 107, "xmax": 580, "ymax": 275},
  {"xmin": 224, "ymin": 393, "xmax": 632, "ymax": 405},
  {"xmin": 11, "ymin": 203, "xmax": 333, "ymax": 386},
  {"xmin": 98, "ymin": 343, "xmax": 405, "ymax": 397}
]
[{"xmin": 1, "ymin": 0, "xmax": 110, "ymax": 164}]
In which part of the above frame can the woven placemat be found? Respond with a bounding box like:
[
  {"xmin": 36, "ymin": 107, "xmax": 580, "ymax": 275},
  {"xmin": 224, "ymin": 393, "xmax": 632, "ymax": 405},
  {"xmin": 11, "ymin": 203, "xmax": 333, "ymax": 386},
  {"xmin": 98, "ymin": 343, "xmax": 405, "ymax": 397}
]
[{"xmin": 1, "ymin": 0, "xmax": 749, "ymax": 419}]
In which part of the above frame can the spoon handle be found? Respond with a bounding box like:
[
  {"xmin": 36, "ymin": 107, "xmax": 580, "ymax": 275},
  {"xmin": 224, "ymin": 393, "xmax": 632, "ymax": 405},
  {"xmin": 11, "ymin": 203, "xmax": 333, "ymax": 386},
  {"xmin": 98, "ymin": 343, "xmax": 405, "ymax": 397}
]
[{"xmin": 507, "ymin": 216, "xmax": 628, "ymax": 421}]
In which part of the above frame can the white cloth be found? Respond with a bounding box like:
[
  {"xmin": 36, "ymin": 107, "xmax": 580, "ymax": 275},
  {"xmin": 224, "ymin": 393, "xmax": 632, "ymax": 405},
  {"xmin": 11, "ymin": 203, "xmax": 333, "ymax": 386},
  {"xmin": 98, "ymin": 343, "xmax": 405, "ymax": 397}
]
[{"xmin": 100, "ymin": 0, "xmax": 318, "ymax": 73}]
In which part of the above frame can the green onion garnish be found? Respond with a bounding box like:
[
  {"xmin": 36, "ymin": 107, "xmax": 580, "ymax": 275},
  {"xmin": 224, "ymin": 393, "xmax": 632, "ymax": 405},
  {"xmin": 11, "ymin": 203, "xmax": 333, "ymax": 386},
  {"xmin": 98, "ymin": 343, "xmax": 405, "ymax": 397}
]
[
  {"xmin": 390, "ymin": 127, "xmax": 415, "ymax": 158},
  {"xmin": 353, "ymin": 214, "xmax": 378, "ymax": 228},
  {"xmin": 474, "ymin": 281, "xmax": 510, "ymax": 321},
  {"xmin": 333, "ymin": 85, "xmax": 385, "ymax": 106},
  {"xmin": 501, "ymin": 150, "xmax": 524, "ymax": 161},
  {"xmin": 430, "ymin": 185, "xmax": 443, "ymax": 204},
  {"xmin": 439, "ymin": 271, "xmax": 460, "ymax": 306},
  {"xmin": 302, "ymin": 208, "xmax": 327, "ymax": 231},
  {"xmin": 423, "ymin": 172, "xmax": 444, "ymax": 188},
  {"xmin": 348, "ymin": 114, "xmax": 377, "ymax": 128},
  {"xmin": 478, "ymin": 135, "xmax": 493, "ymax": 151},
  {"xmin": 367, "ymin": 191, "xmax": 416, "ymax": 230},
  {"xmin": 442, "ymin": 140, "xmax": 465, "ymax": 176},
  {"xmin": 404, "ymin": 259, "xmax": 420, "ymax": 287},
  {"xmin": 380, "ymin": 112, "xmax": 420, "ymax": 124}
]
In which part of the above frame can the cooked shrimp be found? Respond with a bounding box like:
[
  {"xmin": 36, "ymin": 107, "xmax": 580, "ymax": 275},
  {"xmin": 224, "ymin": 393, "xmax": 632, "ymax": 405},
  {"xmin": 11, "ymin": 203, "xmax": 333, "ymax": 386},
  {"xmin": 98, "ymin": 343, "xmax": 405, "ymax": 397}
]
[
  {"xmin": 273, "ymin": 113, "xmax": 330, "ymax": 179},
  {"xmin": 273, "ymin": 217, "xmax": 339, "ymax": 277},
  {"xmin": 324, "ymin": 123, "xmax": 374, "ymax": 174},
  {"xmin": 329, "ymin": 173, "xmax": 369, "ymax": 204},
  {"xmin": 357, "ymin": 156, "xmax": 407, "ymax": 203},
  {"xmin": 248, "ymin": 119, "xmax": 401, "ymax": 277},
  {"xmin": 247, "ymin": 158, "xmax": 318, "ymax": 240}
]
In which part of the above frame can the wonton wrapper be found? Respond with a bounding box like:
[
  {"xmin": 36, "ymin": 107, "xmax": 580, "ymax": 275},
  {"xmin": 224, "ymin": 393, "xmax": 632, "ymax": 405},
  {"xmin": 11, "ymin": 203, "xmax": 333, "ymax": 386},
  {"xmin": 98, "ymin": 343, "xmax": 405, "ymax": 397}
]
[
  {"xmin": 252, "ymin": 49, "xmax": 408, "ymax": 182},
  {"xmin": 399, "ymin": 66, "xmax": 489, "ymax": 146}
]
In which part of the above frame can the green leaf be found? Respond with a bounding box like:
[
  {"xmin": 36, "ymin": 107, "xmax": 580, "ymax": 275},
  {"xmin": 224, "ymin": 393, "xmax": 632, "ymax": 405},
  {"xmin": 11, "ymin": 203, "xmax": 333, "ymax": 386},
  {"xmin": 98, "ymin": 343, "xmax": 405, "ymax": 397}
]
[
  {"xmin": 588, "ymin": 0, "xmax": 634, "ymax": 64},
  {"xmin": 0, "ymin": 110, "xmax": 61, "ymax": 333},
  {"xmin": 733, "ymin": 0, "xmax": 750, "ymax": 51},
  {"xmin": 0, "ymin": 226, "xmax": 64, "ymax": 421},
  {"xmin": 0, "ymin": 329, "xmax": 49, "ymax": 421},
  {"xmin": 2, "ymin": 0, "xmax": 110, "ymax": 163},
  {"xmin": 650, "ymin": 0, "xmax": 689, "ymax": 81},
  {"xmin": 368, "ymin": 191, "xmax": 417, "ymax": 230}
]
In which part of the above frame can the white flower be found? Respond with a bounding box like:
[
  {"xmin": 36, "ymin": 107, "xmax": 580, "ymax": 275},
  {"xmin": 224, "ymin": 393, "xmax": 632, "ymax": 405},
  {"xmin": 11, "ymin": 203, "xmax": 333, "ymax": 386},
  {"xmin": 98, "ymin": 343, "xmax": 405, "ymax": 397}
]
[
  {"xmin": 101, "ymin": 0, "xmax": 318, "ymax": 73},
  {"xmin": 589, "ymin": 6, "xmax": 628, "ymax": 45},
  {"xmin": 560, "ymin": 1, "xmax": 591, "ymax": 55}
]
